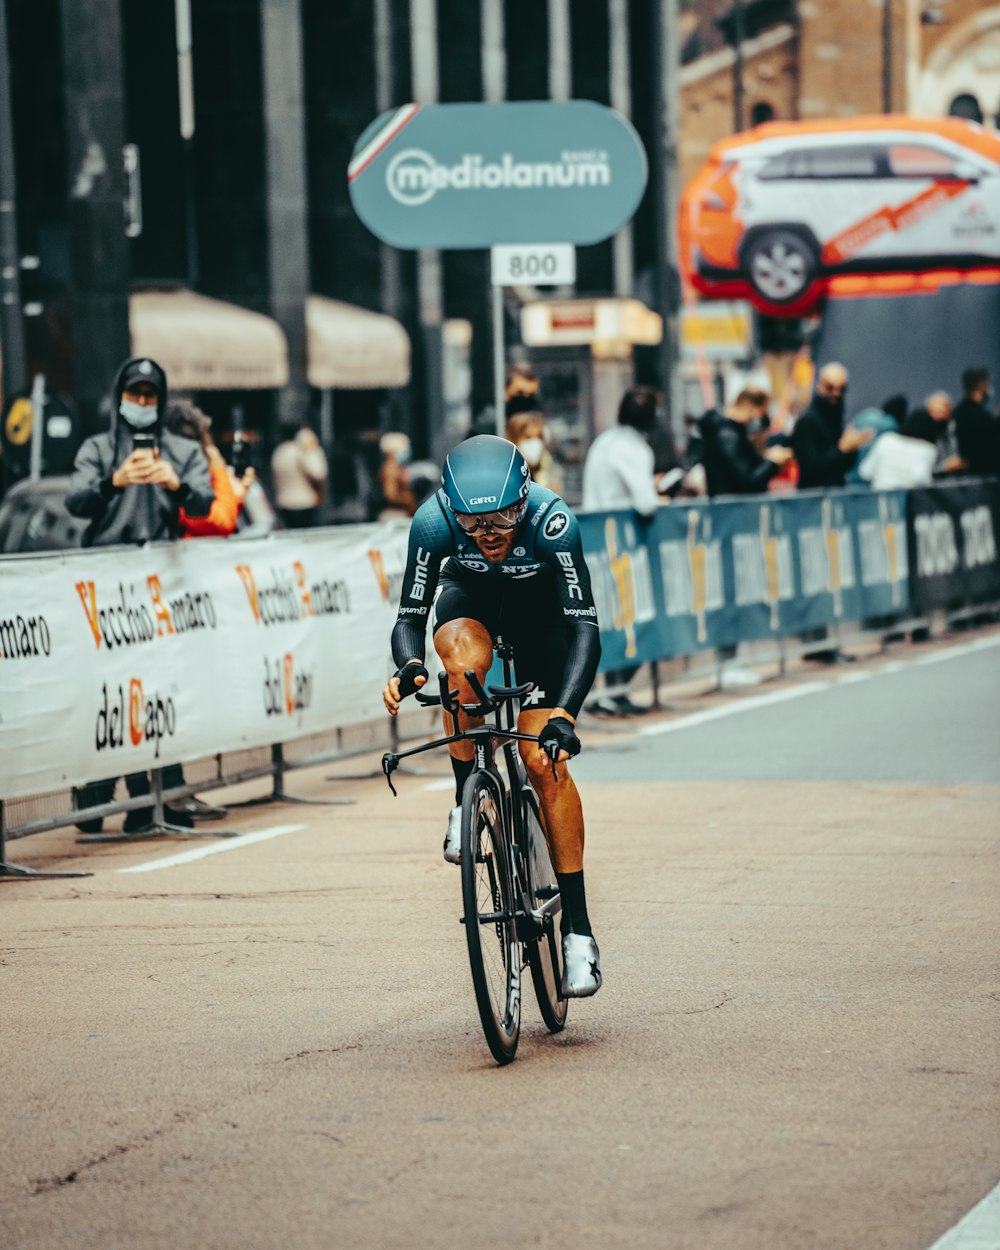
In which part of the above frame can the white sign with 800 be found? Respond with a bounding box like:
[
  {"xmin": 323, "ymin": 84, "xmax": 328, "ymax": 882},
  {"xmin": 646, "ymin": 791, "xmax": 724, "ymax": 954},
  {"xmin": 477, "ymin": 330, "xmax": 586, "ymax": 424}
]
[{"xmin": 491, "ymin": 243, "xmax": 576, "ymax": 287}]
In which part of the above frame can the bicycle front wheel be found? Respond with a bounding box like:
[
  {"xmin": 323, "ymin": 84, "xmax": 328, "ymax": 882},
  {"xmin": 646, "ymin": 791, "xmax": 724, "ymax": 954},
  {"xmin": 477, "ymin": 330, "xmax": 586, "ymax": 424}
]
[
  {"xmin": 461, "ymin": 774, "xmax": 521, "ymax": 1065},
  {"xmin": 522, "ymin": 791, "xmax": 567, "ymax": 1033}
]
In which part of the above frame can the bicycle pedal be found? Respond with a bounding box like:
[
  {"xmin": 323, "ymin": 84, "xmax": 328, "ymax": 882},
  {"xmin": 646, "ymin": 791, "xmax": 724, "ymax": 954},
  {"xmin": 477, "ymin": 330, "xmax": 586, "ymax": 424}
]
[{"xmin": 535, "ymin": 884, "xmax": 559, "ymax": 899}]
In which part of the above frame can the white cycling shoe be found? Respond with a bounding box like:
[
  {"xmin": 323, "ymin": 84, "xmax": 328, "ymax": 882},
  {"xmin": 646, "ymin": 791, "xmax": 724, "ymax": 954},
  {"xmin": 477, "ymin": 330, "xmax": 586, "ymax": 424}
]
[
  {"xmin": 443, "ymin": 806, "xmax": 462, "ymax": 864},
  {"xmin": 561, "ymin": 932, "xmax": 602, "ymax": 998}
]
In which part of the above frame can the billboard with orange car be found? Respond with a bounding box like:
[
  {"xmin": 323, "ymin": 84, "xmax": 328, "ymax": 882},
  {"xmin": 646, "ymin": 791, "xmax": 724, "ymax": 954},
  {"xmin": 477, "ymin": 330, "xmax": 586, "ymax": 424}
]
[{"xmin": 679, "ymin": 116, "xmax": 1000, "ymax": 316}]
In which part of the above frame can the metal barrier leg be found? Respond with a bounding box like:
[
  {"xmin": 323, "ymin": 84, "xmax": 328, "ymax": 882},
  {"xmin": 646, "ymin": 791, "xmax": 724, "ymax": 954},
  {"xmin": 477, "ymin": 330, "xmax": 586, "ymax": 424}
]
[
  {"xmin": 231, "ymin": 743, "xmax": 353, "ymax": 808},
  {"xmin": 76, "ymin": 769, "xmax": 243, "ymax": 843},
  {"xmin": 0, "ymin": 800, "xmax": 93, "ymax": 879}
]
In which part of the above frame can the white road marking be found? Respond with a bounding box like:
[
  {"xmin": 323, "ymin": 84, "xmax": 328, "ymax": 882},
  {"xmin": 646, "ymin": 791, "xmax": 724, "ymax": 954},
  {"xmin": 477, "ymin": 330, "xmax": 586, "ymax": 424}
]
[
  {"xmin": 639, "ymin": 682, "xmax": 829, "ymax": 736},
  {"xmin": 924, "ymin": 1179, "xmax": 1000, "ymax": 1250},
  {"xmin": 637, "ymin": 634, "xmax": 1000, "ymax": 741},
  {"xmin": 910, "ymin": 634, "xmax": 1000, "ymax": 667},
  {"xmin": 116, "ymin": 824, "xmax": 306, "ymax": 874},
  {"xmin": 422, "ymin": 779, "xmax": 455, "ymax": 792}
]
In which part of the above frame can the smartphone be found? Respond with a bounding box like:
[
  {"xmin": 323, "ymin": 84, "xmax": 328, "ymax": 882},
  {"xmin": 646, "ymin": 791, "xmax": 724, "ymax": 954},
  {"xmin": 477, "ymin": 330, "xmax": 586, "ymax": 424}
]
[{"xmin": 133, "ymin": 432, "xmax": 157, "ymax": 451}]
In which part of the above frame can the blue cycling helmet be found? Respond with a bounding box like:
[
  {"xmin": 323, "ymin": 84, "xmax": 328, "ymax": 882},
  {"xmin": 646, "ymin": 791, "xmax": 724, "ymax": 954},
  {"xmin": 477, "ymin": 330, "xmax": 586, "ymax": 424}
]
[{"xmin": 441, "ymin": 435, "xmax": 531, "ymax": 514}]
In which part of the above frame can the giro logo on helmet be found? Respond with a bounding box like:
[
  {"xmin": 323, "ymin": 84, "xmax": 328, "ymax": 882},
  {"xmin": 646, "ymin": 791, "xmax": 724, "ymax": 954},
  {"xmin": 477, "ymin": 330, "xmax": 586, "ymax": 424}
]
[{"xmin": 470, "ymin": 495, "xmax": 497, "ymax": 506}]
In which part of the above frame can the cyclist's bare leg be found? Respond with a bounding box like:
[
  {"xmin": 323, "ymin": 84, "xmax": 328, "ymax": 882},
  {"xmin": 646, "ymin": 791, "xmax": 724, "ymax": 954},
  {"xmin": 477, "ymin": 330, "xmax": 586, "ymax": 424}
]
[
  {"xmin": 516, "ymin": 706, "xmax": 584, "ymax": 874},
  {"xmin": 432, "ymin": 618, "xmax": 493, "ymax": 761}
]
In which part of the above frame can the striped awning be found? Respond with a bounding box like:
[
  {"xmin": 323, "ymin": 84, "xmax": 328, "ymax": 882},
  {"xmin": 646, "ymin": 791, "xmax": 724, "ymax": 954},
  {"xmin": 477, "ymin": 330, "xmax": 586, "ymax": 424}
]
[
  {"xmin": 306, "ymin": 296, "xmax": 410, "ymax": 390},
  {"xmin": 130, "ymin": 289, "xmax": 289, "ymax": 390}
]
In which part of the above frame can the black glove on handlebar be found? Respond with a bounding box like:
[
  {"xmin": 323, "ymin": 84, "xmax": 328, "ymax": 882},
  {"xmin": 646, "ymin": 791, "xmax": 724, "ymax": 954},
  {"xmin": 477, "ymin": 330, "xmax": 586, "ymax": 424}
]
[
  {"xmin": 394, "ymin": 661, "xmax": 429, "ymax": 699},
  {"xmin": 538, "ymin": 716, "xmax": 581, "ymax": 760}
]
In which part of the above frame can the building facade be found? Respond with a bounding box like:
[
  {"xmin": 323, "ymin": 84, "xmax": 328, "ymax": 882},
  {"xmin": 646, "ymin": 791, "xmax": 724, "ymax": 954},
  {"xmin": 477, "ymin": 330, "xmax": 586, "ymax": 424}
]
[{"xmin": 2, "ymin": 0, "xmax": 997, "ymax": 507}]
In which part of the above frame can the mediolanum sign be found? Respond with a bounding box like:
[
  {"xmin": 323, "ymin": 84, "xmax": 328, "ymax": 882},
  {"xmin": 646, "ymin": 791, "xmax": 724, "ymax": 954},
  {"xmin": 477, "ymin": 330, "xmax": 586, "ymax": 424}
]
[{"xmin": 348, "ymin": 100, "xmax": 648, "ymax": 249}]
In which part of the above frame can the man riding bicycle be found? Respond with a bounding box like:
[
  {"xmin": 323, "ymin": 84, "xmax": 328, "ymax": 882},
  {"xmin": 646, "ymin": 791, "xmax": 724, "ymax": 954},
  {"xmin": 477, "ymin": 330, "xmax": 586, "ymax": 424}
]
[{"xmin": 381, "ymin": 434, "xmax": 603, "ymax": 997}]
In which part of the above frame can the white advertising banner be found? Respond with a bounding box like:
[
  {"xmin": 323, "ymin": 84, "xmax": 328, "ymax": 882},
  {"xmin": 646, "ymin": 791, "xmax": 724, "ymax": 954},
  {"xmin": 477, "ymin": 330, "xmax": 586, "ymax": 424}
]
[{"xmin": 0, "ymin": 525, "xmax": 411, "ymax": 800}]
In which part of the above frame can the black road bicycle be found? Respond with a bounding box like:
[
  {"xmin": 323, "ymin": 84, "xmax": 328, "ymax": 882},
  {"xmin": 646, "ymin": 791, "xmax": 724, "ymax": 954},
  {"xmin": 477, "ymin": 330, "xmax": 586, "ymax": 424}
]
[{"xmin": 382, "ymin": 643, "xmax": 567, "ymax": 1065}]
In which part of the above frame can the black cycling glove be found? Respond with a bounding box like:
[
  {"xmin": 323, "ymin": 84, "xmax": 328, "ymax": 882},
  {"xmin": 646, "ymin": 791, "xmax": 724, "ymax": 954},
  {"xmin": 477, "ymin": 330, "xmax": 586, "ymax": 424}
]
[
  {"xmin": 393, "ymin": 661, "xmax": 429, "ymax": 699},
  {"xmin": 538, "ymin": 716, "xmax": 581, "ymax": 761}
]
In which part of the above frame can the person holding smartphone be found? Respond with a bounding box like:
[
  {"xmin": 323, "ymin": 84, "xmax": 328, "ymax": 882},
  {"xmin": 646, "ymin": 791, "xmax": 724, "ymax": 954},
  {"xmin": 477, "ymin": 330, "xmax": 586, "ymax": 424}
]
[
  {"xmin": 67, "ymin": 356, "xmax": 215, "ymax": 547},
  {"xmin": 66, "ymin": 357, "xmax": 217, "ymax": 836}
]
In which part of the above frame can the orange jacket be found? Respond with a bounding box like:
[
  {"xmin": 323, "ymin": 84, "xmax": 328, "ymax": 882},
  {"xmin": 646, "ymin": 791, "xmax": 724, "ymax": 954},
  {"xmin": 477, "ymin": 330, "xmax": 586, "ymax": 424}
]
[{"xmin": 180, "ymin": 454, "xmax": 241, "ymax": 537}]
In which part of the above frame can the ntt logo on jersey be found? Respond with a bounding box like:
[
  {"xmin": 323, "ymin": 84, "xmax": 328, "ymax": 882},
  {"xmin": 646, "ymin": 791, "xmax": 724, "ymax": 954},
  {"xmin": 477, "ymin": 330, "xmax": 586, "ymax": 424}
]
[{"xmin": 386, "ymin": 148, "xmax": 612, "ymax": 208}]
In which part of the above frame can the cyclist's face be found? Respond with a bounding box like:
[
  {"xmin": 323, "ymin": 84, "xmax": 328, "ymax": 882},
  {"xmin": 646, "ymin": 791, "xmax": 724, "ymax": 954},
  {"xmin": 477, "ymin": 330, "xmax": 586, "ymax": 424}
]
[
  {"xmin": 472, "ymin": 526, "xmax": 516, "ymax": 563},
  {"xmin": 452, "ymin": 501, "xmax": 523, "ymax": 562}
]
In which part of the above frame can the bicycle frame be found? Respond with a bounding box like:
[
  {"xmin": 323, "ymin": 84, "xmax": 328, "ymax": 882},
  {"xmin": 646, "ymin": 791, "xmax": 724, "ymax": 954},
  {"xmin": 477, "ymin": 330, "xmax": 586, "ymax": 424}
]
[{"xmin": 381, "ymin": 643, "xmax": 562, "ymax": 943}]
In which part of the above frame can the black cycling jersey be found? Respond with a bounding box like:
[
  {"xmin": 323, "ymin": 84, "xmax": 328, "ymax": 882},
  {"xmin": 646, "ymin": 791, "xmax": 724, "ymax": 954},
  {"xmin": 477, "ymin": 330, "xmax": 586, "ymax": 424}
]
[{"xmin": 391, "ymin": 483, "xmax": 601, "ymax": 718}]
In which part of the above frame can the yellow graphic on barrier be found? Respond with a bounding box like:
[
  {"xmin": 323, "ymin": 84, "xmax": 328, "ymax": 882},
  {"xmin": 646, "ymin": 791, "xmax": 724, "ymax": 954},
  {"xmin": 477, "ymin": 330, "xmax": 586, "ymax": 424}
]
[
  {"xmin": 686, "ymin": 510, "xmax": 709, "ymax": 643},
  {"xmin": 606, "ymin": 517, "xmax": 637, "ymax": 658},
  {"xmin": 822, "ymin": 497, "xmax": 844, "ymax": 617},
  {"xmin": 760, "ymin": 506, "xmax": 782, "ymax": 630},
  {"xmin": 879, "ymin": 495, "xmax": 904, "ymax": 608}
]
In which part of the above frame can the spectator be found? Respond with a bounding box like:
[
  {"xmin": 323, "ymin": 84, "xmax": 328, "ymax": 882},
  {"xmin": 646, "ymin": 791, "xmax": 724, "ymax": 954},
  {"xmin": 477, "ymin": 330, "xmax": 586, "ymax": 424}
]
[
  {"xmin": 953, "ymin": 367, "xmax": 999, "ymax": 478},
  {"xmin": 504, "ymin": 362, "xmax": 540, "ymax": 421},
  {"xmin": 228, "ymin": 433, "xmax": 277, "ymax": 533},
  {"xmin": 881, "ymin": 393, "xmax": 909, "ymax": 429},
  {"xmin": 699, "ymin": 383, "xmax": 793, "ymax": 497},
  {"xmin": 581, "ymin": 386, "xmax": 663, "ymax": 716},
  {"xmin": 374, "ymin": 431, "xmax": 418, "ymax": 520},
  {"xmin": 582, "ymin": 386, "xmax": 663, "ymax": 517},
  {"xmin": 153, "ymin": 398, "xmax": 233, "ymax": 824},
  {"xmin": 904, "ymin": 392, "xmax": 968, "ymax": 477},
  {"xmin": 857, "ymin": 429, "xmax": 937, "ymax": 490},
  {"xmin": 66, "ymin": 356, "xmax": 215, "ymax": 835},
  {"xmin": 700, "ymin": 380, "xmax": 794, "ymax": 688},
  {"xmin": 166, "ymin": 401, "xmax": 240, "ymax": 538},
  {"xmin": 790, "ymin": 362, "xmax": 871, "ymax": 665},
  {"xmin": 271, "ymin": 419, "xmax": 328, "ymax": 528},
  {"xmin": 506, "ymin": 410, "xmax": 562, "ymax": 494},
  {"xmin": 66, "ymin": 357, "xmax": 214, "ymax": 546},
  {"xmin": 791, "ymin": 362, "xmax": 873, "ymax": 490},
  {"xmin": 846, "ymin": 406, "xmax": 902, "ymax": 485}
]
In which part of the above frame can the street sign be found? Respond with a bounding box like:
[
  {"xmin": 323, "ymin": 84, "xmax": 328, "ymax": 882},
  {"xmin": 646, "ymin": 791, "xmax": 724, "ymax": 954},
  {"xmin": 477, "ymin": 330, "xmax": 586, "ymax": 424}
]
[
  {"xmin": 521, "ymin": 298, "xmax": 662, "ymax": 347},
  {"xmin": 680, "ymin": 301, "xmax": 754, "ymax": 362},
  {"xmin": 491, "ymin": 244, "xmax": 575, "ymax": 287},
  {"xmin": 348, "ymin": 100, "xmax": 648, "ymax": 250}
]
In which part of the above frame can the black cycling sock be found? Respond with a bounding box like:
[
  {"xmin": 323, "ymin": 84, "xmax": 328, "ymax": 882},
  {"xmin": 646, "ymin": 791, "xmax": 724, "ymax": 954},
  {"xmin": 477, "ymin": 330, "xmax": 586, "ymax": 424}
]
[
  {"xmin": 557, "ymin": 870, "xmax": 592, "ymax": 937},
  {"xmin": 451, "ymin": 755, "xmax": 474, "ymax": 806}
]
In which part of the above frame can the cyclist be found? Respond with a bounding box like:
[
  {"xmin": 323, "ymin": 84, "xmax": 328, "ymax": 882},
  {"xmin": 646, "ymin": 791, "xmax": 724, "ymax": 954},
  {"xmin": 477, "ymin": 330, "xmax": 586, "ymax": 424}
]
[{"xmin": 381, "ymin": 435, "xmax": 603, "ymax": 997}]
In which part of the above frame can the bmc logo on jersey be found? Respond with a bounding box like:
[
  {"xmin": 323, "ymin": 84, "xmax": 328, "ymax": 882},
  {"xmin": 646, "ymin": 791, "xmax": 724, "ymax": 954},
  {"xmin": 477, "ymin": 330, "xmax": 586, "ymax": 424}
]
[
  {"xmin": 556, "ymin": 550, "xmax": 583, "ymax": 600},
  {"xmin": 470, "ymin": 495, "xmax": 496, "ymax": 505},
  {"xmin": 543, "ymin": 511, "xmax": 569, "ymax": 540}
]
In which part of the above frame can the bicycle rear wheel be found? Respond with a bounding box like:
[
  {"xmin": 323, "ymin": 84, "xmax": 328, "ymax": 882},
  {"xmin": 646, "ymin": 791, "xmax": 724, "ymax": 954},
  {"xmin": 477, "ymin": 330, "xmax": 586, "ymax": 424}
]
[
  {"xmin": 522, "ymin": 791, "xmax": 567, "ymax": 1033},
  {"xmin": 461, "ymin": 774, "xmax": 521, "ymax": 1065}
]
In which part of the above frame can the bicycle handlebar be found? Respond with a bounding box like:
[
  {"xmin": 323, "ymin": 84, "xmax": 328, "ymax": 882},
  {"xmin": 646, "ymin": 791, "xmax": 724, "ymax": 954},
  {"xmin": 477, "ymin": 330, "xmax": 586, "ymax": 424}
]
[
  {"xmin": 413, "ymin": 669, "xmax": 536, "ymax": 719},
  {"xmin": 383, "ymin": 668, "xmax": 559, "ymax": 796}
]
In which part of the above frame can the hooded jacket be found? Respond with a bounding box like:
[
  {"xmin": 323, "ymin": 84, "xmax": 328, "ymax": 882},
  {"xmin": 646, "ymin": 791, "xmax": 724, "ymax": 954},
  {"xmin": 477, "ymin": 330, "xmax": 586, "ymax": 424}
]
[
  {"xmin": 698, "ymin": 408, "xmax": 778, "ymax": 497},
  {"xmin": 66, "ymin": 357, "xmax": 214, "ymax": 546}
]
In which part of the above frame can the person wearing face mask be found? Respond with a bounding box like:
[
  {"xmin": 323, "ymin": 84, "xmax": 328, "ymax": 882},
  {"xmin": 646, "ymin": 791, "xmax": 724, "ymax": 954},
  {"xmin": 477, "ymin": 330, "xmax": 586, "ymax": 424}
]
[
  {"xmin": 505, "ymin": 411, "xmax": 562, "ymax": 494},
  {"xmin": 66, "ymin": 356, "xmax": 214, "ymax": 547},
  {"xmin": 66, "ymin": 357, "xmax": 215, "ymax": 837},
  {"xmin": 791, "ymin": 362, "xmax": 873, "ymax": 491}
]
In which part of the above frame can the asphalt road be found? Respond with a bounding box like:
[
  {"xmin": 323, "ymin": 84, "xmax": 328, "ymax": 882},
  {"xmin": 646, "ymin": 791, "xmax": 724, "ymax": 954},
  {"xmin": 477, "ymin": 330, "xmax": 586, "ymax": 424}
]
[{"xmin": 3, "ymin": 632, "xmax": 999, "ymax": 1250}]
